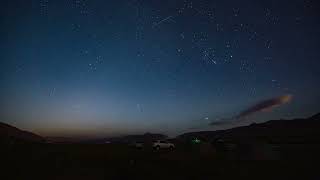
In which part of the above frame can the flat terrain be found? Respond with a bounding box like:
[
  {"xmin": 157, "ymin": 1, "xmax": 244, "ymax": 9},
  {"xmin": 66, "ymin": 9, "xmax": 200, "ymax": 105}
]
[{"xmin": 1, "ymin": 142, "xmax": 319, "ymax": 180}]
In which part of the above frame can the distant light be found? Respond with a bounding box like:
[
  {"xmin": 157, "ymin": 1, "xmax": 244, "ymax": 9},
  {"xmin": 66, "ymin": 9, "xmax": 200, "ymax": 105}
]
[{"xmin": 192, "ymin": 138, "xmax": 201, "ymax": 144}]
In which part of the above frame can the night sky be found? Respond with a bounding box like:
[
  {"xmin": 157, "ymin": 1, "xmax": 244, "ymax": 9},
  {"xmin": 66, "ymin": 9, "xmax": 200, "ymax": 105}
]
[{"xmin": 1, "ymin": 0, "xmax": 320, "ymax": 137}]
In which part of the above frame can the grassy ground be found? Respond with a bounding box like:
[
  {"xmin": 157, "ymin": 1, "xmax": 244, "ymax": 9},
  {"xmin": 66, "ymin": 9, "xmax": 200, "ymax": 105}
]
[{"xmin": 1, "ymin": 143, "xmax": 319, "ymax": 180}]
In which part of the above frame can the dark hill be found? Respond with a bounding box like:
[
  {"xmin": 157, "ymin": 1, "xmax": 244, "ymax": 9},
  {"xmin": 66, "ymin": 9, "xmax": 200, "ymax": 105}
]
[
  {"xmin": 90, "ymin": 133, "xmax": 168, "ymax": 144},
  {"xmin": 178, "ymin": 113, "xmax": 320, "ymax": 143},
  {"xmin": 0, "ymin": 122, "xmax": 45, "ymax": 143}
]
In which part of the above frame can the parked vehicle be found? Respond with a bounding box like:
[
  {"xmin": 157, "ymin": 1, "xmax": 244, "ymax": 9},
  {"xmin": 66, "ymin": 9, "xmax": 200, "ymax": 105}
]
[
  {"xmin": 133, "ymin": 141, "xmax": 144, "ymax": 149},
  {"xmin": 152, "ymin": 140, "xmax": 175, "ymax": 150}
]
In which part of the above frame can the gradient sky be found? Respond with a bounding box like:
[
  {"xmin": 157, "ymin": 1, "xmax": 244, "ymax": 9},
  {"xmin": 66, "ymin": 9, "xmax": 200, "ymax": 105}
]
[{"xmin": 1, "ymin": 0, "xmax": 320, "ymax": 137}]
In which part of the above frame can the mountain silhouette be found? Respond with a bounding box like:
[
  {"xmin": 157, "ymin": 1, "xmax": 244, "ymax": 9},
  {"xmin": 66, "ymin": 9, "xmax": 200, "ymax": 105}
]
[
  {"xmin": 178, "ymin": 113, "xmax": 320, "ymax": 143},
  {"xmin": 0, "ymin": 122, "xmax": 45, "ymax": 143},
  {"xmin": 91, "ymin": 133, "xmax": 168, "ymax": 144}
]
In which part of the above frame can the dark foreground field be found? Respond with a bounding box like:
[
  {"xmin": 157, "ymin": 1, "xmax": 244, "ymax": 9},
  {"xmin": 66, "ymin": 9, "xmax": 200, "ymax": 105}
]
[{"xmin": 1, "ymin": 142, "xmax": 319, "ymax": 180}]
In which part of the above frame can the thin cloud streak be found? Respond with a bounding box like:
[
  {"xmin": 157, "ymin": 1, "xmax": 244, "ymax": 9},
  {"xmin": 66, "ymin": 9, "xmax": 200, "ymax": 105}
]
[{"xmin": 209, "ymin": 94, "xmax": 293, "ymax": 126}]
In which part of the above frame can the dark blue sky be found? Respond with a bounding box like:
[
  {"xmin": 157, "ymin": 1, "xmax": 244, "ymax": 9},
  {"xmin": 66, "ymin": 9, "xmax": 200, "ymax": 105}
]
[{"xmin": 1, "ymin": 0, "xmax": 320, "ymax": 137}]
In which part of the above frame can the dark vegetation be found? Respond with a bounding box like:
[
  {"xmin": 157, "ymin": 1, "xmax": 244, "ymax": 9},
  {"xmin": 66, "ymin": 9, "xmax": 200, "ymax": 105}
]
[{"xmin": 1, "ymin": 113, "xmax": 320, "ymax": 179}]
